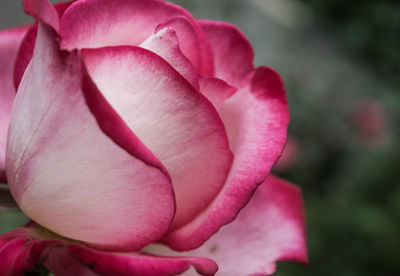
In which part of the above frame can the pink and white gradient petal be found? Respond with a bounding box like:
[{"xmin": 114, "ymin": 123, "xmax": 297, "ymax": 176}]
[
  {"xmin": 14, "ymin": 1, "xmax": 76, "ymax": 90},
  {"xmin": 0, "ymin": 26, "xmax": 29, "ymax": 183},
  {"xmin": 163, "ymin": 66, "xmax": 290, "ymax": 251},
  {"xmin": 199, "ymin": 20, "xmax": 254, "ymax": 88},
  {"xmin": 60, "ymin": 0, "xmax": 206, "ymax": 54},
  {"xmin": 199, "ymin": 76, "xmax": 237, "ymax": 111},
  {"xmin": 140, "ymin": 27, "xmax": 199, "ymax": 90},
  {"xmin": 82, "ymin": 45, "xmax": 233, "ymax": 231},
  {"xmin": 6, "ymin": 24, "xmax": 175, "ymax": 252},
  {"xmin": 22, "ymin": 0, "xmax": 60, "ymax": 32},
  {"xmin": 148, "ymin": 176, "xmax": 307, "ymax": 276},
  {"xmin": 191, "ymin": 176, "xmax": 307, "ymax": 275},
  {"xmin": 156, "ymin": 16, "xmax": 214, "ymax": 76}
]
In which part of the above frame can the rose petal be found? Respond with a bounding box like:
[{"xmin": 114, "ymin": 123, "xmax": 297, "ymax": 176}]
[
  {"xmin": 53, "ymin": 1, "xmax": 76, "ymax": 17},
  {"xmin": 0, "ymin": 238, "xmax": 28, "ymax": 275},
  {"xmin": 43, "ymin": 245, "xmax": 99, "ymax": 276},
  {"xmin": 0, "ymin": 226, "xmax": 45, "ymax": 276},
  {"xmin": 0, "ymin": 26, "xmax": 29, "ymax": 183},
  {"xmin": 6, "ymin": 24, "xmax": 175, "ymax": 251},
  {"xmin": 0, "ymin": 225, "xmax": 218, "ymax": 276},
  {"xmin": 60, "ymin": 0, "xmax": 203, "ymax": 52},
  {"xmin": 64, "ymin": 244, "xmax": 218, "ymax": 276},
  {"xmin": 13, "ymin": 24, "xmax": 37, "ymax": 91},
  {"xmin": 0, "ymin": 228, "xmax": 94, "ymax": 276},
  {"xmin": 82, "ymin": 45, "xmax": 233, "ymax": 230},
  {"xmin": 199, "ymin": 76, "xmax": 237, "ymax": 111},
  {"xmin": 14, "ymin": 1, "xmax": 76, "ymax": 90},
  {"xmin": 199, "ymin": 20, "xmax": 254, "ymax": 88},
  {"xmin": 81, "ymin": 66, "xmax": 171, "ymax": 178},
  {"xmin": 192, "ymin": 176, "xmax": 308, "ymax": 275},
  {"xmin": 148, "ymin": 176, "xmax": 307, "ymax": 276},
  {"xmin": 22, "ymin": 0, "xmax": 60, "ymax": 32},
  {"xmin": 140, "ymin": 27, "xmax": 199, "ymax": 90},
  {"xmin": 164, "ymin": 66, "xmax": 289, "ymax": 250},
  {"xmin": 156, "ymin": 16, "xmax": 213, "ymax": 75},
  {"xmin": 10, "ymin": 241, "xmax": 43, "ymax": 276}
]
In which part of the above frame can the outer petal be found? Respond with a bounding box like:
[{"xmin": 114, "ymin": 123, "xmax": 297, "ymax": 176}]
[
  {"xmin": 22, "ymin": 0, "xmax": 60, "ymax": 32},
  {"xmin": 14, "ymin": 2, "xmax": 76, "ymax": 90},
  {"xmin": 148, "ymin": 176, "xmax": 307, "ymax": 276},
  {"xmin": 194, "ymin": 176, "xmax": 308, "ymax": 275},
  {"xmin": 0, "ymin": 225, "xmax": 218, "ymax": 276},
  {"xmin": 199, "ymin": 20, "xmax": 254, "ymax": 88},
  {"xmin": 43, "ymin": 246, "xmax": 100, "ymax": 276},
  {"xmin": 63, "ymin": 245, "xmax": 218, "ymax": 276},
  {"xmin": 156, "ymin": 16, "xmax": 214, "ymax": 75},
  {"xmin": 44, "ymin": 245, "xmax": 218, "ymax": 276},
  {"xmin": 0, "ymin": 238, "xmax": 30, "ymax": 275},
  {"xmin": 60, "ymin": 0, "xmax": 210, "ymax": 72},
  {"xmin": 53, "ymin": 1, "xmax": 77, "ymax": 17},
  {"xmin": 140, "ymin": 27, "xmax": 199, "ymax": 90},
  {"xmin": 6, "ymin": 24, "xmax": 175, "ymax": 251},
  {"xmin": 163, "ymin": 67, "xmax": 289, "ymax": 250},
  {"xmin": 82, "ymin": 45, "xmax": 233, "ymax": 230},
  {"xmin": 0, "ymin": 227, "xmax": 45, "ymax": 276},
  {"xmin": 0, "ymin": 26, "xmax": 29, "ymax": 183},
  {"xmin": 13, "ymin": 24, "xmax": 37, "ymax": 91}
]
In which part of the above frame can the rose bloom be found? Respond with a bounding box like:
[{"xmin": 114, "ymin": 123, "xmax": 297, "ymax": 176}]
[{"xmin": 0, "ymin": 0, "xmax": 307, "ymax": 275}]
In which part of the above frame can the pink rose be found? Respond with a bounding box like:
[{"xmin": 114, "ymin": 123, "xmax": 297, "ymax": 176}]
[{"xmin": 0, "ymin": 0, "xmax": 307, "ymax": 275}]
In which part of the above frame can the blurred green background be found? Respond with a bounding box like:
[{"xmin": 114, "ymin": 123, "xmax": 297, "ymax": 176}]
[{"xmin": 1, "ymin": 0, "xmax": 399, "ymax": 275}]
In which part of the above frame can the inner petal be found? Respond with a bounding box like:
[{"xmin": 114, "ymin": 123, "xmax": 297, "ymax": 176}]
[{"xmin": 82, "ymin": 46, "xmax": 233, "ymax": 229}]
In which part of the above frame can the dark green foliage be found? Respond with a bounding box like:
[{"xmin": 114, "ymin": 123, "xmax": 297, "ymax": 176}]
[{"xmin": 301, "ymin": 0, "xmax": 400, "ymax": 86}]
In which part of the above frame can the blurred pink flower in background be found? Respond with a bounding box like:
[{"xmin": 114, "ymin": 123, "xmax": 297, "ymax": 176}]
[{"xmin": 353, "ymin": 99, "xmax": 388, "ymax": 148}]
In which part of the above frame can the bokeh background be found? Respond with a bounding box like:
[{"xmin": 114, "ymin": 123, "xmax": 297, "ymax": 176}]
[{"xmin": 1, "ymin": 0, "xmax": 399, "ymax": 275}]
